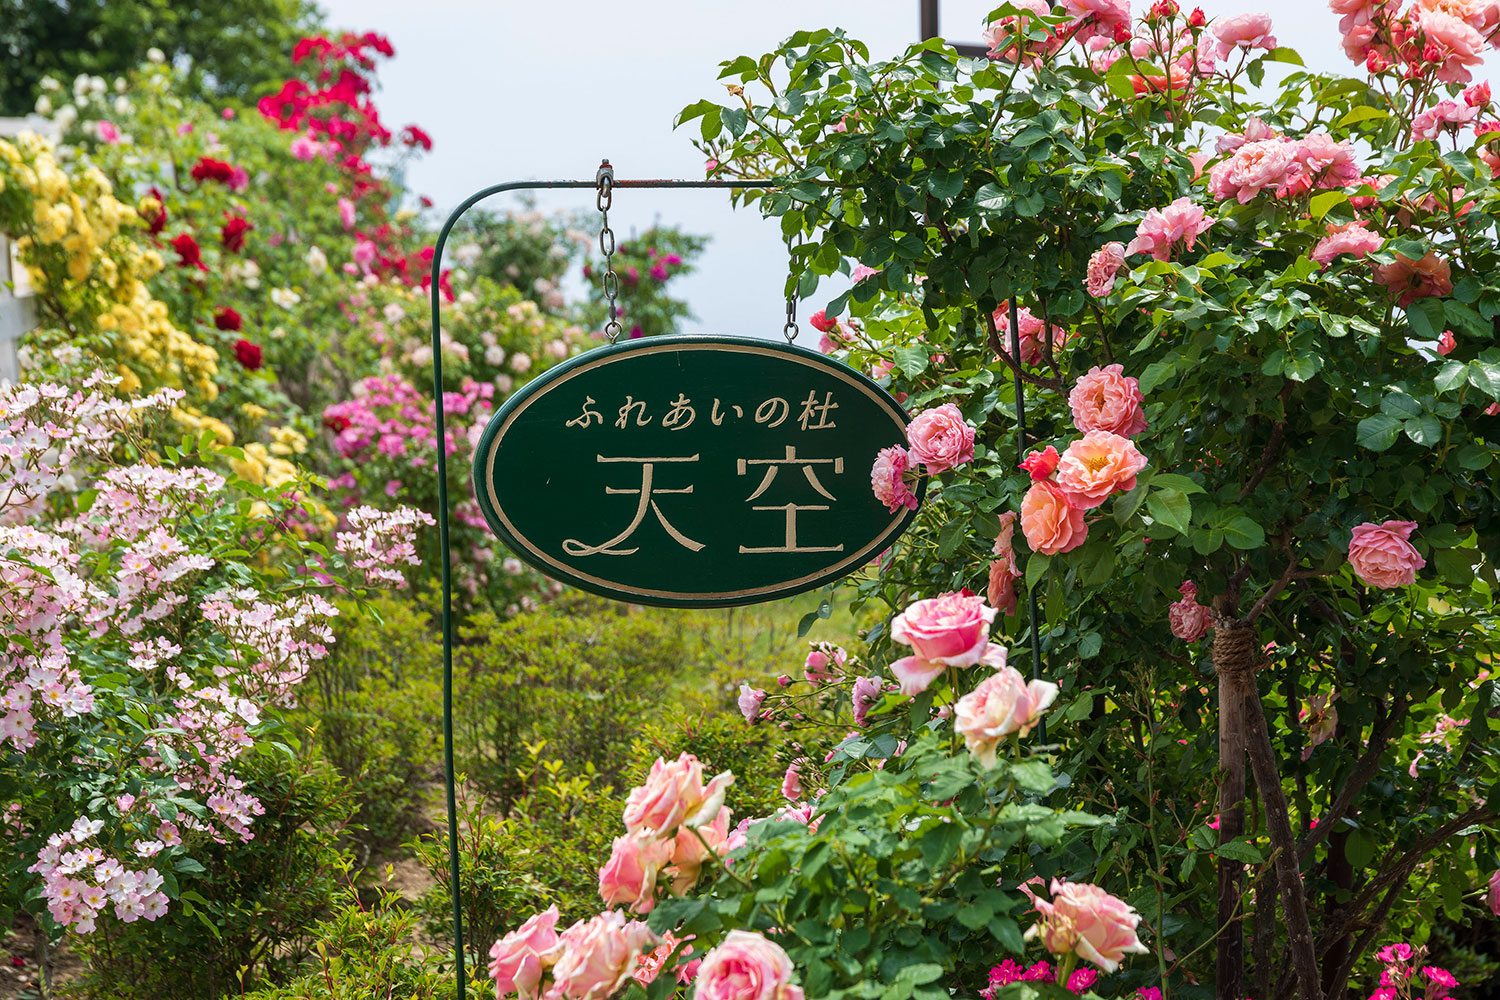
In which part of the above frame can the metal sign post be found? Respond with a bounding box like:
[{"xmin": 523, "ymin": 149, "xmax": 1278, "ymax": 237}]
[{"xmin": 426, "ymin": 162, "xmax": 1044, "ymax": 994}]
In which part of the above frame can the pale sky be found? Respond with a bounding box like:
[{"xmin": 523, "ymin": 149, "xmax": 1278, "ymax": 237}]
[{"xmin": 314, "ymin": 0, "xmax": 1493, "ymax": 339}]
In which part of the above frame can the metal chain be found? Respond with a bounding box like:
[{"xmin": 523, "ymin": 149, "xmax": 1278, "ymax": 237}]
[
  {"xmin": 596, "ymin": 161, "xmax": 622, "ymax": 343},
  {"xmin": 783, "ymin": 234, "xmax": 799, "ymax": 343}
]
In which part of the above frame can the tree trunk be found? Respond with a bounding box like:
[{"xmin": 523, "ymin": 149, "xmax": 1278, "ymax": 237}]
[{"xmin": 1212, "ymin": 623, "xmax": 1251, "ymax": 998}]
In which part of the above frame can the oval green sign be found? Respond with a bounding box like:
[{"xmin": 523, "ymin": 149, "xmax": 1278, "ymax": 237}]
[{"xmin": 472, "ymin": 335, "xmax": 923, "ymax": 608}]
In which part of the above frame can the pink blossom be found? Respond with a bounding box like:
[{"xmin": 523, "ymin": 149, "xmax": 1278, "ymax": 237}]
[
  {"xmin": 1085, "ymin": 242, "xmax": 1126, "ymax": 297},
  {"xmin": 96, "ymin": 121, "xmax": 120, "ymax": 144},
  {"xmin": 1020, "ymin": 480, "xmax": 1088, "ymax": 555},
  {"xmin": 1028, "ymin": 879, "xmax": 1150, "ymax": 972},
  {"xmin": 780, "ymin": 762, "xmax": 802, "ymax": 801},
  {"xmin": 1055, "ymin": 431, "xmax": 1149, "ymax": 509},
  {"xmin": 870, "ymin": 445, "xmax": 919, "ymax": 512},
  {"xmin": 623, "ymin": 753, "xmax": 733, "ymax": 838},
  {"xmin": 598, "ymin": 833, "xmax": 670, "ymax": 913},
  {"xmin": 693, "ymin": 931, "xmax": 804, "ymax": 1000},
  {"xmin": 1208, "ymin": 138, "xmax": 1299, "ymax": 203},
  {"xmin": 1214, "ymin": 116, "xmax": 1280, "ymax": 155},
  {"xmin": 1169, "ymin": 581, "xmax": 1212, "ymax": 641},
  {"xmin": 851, "ymin": 263, "xmax": 881, "ymax": 282},
  {"xmin": 804, "ymin": 643, "xmax": 847, "ymax": 685},
  {"xmin": 352, "ymin": 239, "xmax": 377, "ymax": 270},
  {"xmin": 1124, "ymin": 197, "xmax": 1214, "ymax": 260},
  {"xmin": 1311, "ymin": 221, "xmax": 1383, "ymax": 266},
  {"xmin": 905, "ymin": 403, "xmax": 975, "ymax": 473},
  {"xmin": 547, "ymin": 911, "xmax": 657, "ymax": 1000},
  {"xmin": 1212, "ymin": 12, "xmax": 1278, "ymax": 59},
  {"xmin": 1299, "ymin": 692, "xmax": 1339, "ymax": 760},
  {"xmin": 988, "ymin": 512, "xmax": 1022, "ymax": 617},
  {"xmin": 1293, "ymin": 132, "xmax": 1363, "ymax": 190},
  {"xmin": 490, "ymin": 906, "xmax": 560, "ymax": 999},
  {"xmin": 983, "ymin": 0, "xmax": 1061, "ymax": 64},
  {"xmin": 994, "ymin": 303, "xmax": 1071, "ymax": 363},
  {"xmin": 1438, "ymin": 330, "xmax": 1458, "ymax": 355},
  {"xmin": 1418, "ymin": 10, "xmax": 1485, "ymax": 83},
  {"xmin": 1068, "ymin": 364, "xmax": 1147, "ymax": 437},
  {"xmin": 852, "ymin": 676, "xmax": 883, "ymax": 726},
  {"xmin": 1413, "ymin": 99, "xmax": 1481, "ymax": 139},
  {"xmin": 1347, "ymin": 520, "xmax": 1425, "ymax": 588},
  {"xmin": 889, "ymin": 592, "xmax": 998, "ymax": 695},
  {"xmin": 737, "ymin": 684, "xmax": 766, "ymax": 723},
  {"xmin": 954, "ymin": 661, "xmax": 1059, "ymax": 765},
  {"xmin": 1488, "ymin": 869, "xmax": 1500, "ymax": 916},
  {"xmin": 1061, "ymin": 0, "xmax": 1132, "ymax": 40},
  {"xmin": 338, "ymin": 197, "xmax": 357, "ymax": 230}
]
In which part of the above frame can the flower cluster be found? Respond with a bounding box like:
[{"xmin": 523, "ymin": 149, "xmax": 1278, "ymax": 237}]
[
  {"xmin": 870, "ymin": 402, "xmax": 975, "ymax": 512},
  {"xmin": 333, "ymin": 505, "xmax": 435, "ymax": 588},
  {"xmin": 1364, "ymin": 942, "xmax": 1462, "ymax": 1000}
]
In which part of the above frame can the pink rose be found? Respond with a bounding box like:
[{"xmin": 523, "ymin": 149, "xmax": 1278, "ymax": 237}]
[
  {"xmin": 1068, "ymin": 364, "xmax": 1147, "ymax": 437},
  {"xmin": 1211, "ymin": 12, "xmax": 1277, "ymax": 60},
  {"xmin": 1028, "ymin": 880, "xmax": 1150, "ymax": 972},
  {"xmin": 1418, "ymin": 9, "xmax": 1485, "ymax": 83},
  {"xmin": 1085, "ymin": 242, "xmax": 1126, "ymax": 298},
  {"xmin": 96, "ymin": 121, "xmax": 120, "ymax": 144},
  {"xmin": 546, "ymin": 911, "xmax": 657, "ymax": 1000},
  {"xmin": 905, "ymin": 403, "xmax": 975, "ymax": 473},
  {"xmin": 598, "ymin": 833, "xmax": 671, "ymax": 914},
  {"xmin": 1124, "ymin": 197, "xmax": 1214, "ymax": 260},
  {"xmin": 1061, "ymin": 0, "xmax": 1132, "ymax": 40},
  {"xmin": 1413, "ymin": 99, "xmax": 1480, "ymax": 141},
  {"xmin": 623, "ymin": 753, "xmax": 734, "ymax": 837},
  {"xmin": 693, "ymin": 930, "xmax": 804, "ymax": 1000},
  {"xmin": 1311, "ymin": 221, "xmax": 1382, "ymax": 266},
  {"xmin": 667, "ymin": 805, "xmax": 731, "ymax": 895},
  {"xmin": 1372, "ymin": 251, "xmax": 1453, "ymax": 307},
  {"xmin": 1292, "ymin": 132, "xmax": 1362, "ymax": 190},
  {"xmin": 954, "ymin": 661, "xmax": 1059, "ymax": 765},
  {"xmin": 888, "ymin": 592, "xmax": 998, "ymax": 695},
  {"xmin": 851, "ymin": 263, "xmax": 881, "ymax": 282},
  {"xmin": 1020, "ymin": 480, "xmax": 1088, "ymax": 556},
  {"xmin": 852, "ymin": 675, "xmax": 883, "ymax": 726},
  {"xmin": 1438, "ymin": 330, "xmax": 1458, "ymax": 355},
  {"xmin": 994, "ymin": 303, "xmax": 1070, "ymax": 364},
  {"xmin": 1020, "ymin": 446, "xmax": 1061, "ymax": 480},
  {"xmin": 490, "ymin": 905, "xmax": 560, "ymax": 1000},
  {"xmin": 1168, "ymin": 581, "xmax": 1212, "ymax": 641},
  {"xmin": 352, "ymin": 239, "xmax": 377, "ymax": 270},
  {"xmin": 1347, "ymin": 520, "xmax": 1425, "ymax": 589},
  {"xmin": 1489, "ymin": 869, "xmax": 1500, "ymax": 916},
  {"xmin": 804, "ymin": 643, "xmax": 847, "ymax": 685},
  {"xmin": 339, "ymin": 197, "xmax": 357, "ymax": 230},
  {"xmin": 1208, "ymin": 139, "xmax": 1299, "ymax": 203},
  {"xmin": 1215, "ymin": 116, "xmax": 1280, "ymax": 155},
  {"xmin": 870, "ymin": 445, "xmax": 919, "ymax": 513},
  {"xmin": 780, "ymin": 763, "xmax": 802, "ymax": 801},
  {"xmin": 1055, "ymin": 431, "xmax": 1149, "ymax": 509},
  {"xmin": 983, "ymin": 0, "xmax": 1061, "ymax": 64},
  {"xmin": 988, "ymin": 512, "xmax": 1022, "ymax": 617},
  {"xmin": 737, "ymin": 684, "xmax": 766, "ymax": 723}
]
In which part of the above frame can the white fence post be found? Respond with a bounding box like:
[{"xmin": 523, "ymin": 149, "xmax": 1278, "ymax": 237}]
[{"xmin": 0, "ymin": 116, "xmax": 60, "ymax": 385}]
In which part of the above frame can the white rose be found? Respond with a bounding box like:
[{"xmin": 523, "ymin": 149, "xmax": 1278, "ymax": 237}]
[
  {"xmin": 383, "ymin": 302, "xmax": 406, "ymax": 324},
  {"xmin": 34, "ymin": 96, "xmax": 52, "ymax": 116},
  {"xmin": 305, "ymin": 246, "xmax": 328, "ymax": 274},
  {"xmin": 485, "ymin": 345, "xmax": 506, "ymax": 366}
]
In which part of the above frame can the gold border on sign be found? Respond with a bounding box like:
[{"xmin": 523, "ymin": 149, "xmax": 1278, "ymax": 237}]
[{"xmin": 483, "ymin": 340, "xmax": 910, "ymax": 601}]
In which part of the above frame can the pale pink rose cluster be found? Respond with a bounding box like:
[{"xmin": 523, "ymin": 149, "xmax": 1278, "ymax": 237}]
[
  {"xmin": 983, "ymin": 0, "xmax": 1064, "ymax": 65},
  {"xmin": 1210, "ymin": 12, "xmax": 1277, "ymax": 59},
  {"xmin": 694, "ymin": 931, "xmax": 805, "ymax": 1000},
  {"xmin": 869, "ymin": 403, "xmax": 974, "ymax": 512},
  {"xmin": 1026, "ymin": 879, "xmax": 1150, "ymax": 973},
  {"xmin": 953, "ymin": 659, "xmax": 1059, "ymax": 766},
  {"xmin": 1335, "ymin": 0, "xmax": 1500, "ymax": 82},
  {"xmin": 1310, "ymin": 220, "xmax": 1383, "ymax": 266},
  {"xmin": 1208, "ymin": 125, "xmax": 1363, "ymax": 205},
  {"xmin": 1346, "ymin": 519, "xmax": 1426, "ymax": 588},
  {"xmin": 994, "ymin": 302, "xmax": 1072, "ymax": 364},
  {"xmin": 1124, "ymin": 197, "xmax": 1214, "ymax": 261},
  {"xmin": 1168, "ymin": 581, "xmax": 1212, "ymax": 642},
  {"xmin": 803, "ymin": 642, "xmax": 848, "ymax": 684},
  {"xmin": 490, "ymin": 906, "xmax": 658, "ymax": 1000}
]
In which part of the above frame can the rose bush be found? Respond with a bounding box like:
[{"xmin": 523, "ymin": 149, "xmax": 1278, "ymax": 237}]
[{"xmin": 664, "ymin": 3, "xmax": 1500, "ymax": 997}]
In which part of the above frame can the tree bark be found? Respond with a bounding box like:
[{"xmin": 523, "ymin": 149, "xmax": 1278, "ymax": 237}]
[
  {"xmin": 1243, "ymin": 681, "xmax": 1323, "ymax": 1000},
  {"xmin": 1212, "ymin": 622, "xmax": 1251, "ymax": 999}
]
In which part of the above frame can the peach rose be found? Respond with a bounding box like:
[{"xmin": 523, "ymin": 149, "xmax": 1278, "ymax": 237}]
[
  {"xmin": 1417, "ymin": 9, "xmax": 1485, "ymax": 83},
  {"xmin": 623, "ymin": 753, "xmax": 734, "ymax": 838},
  {"xmin": 1211, "ymin": 11, "xmax": 1277, "ymax": 59},
  {"xmin": 1020, "ymin": 480, "xmax": 1088, "ymax": 556},
  {"xmin": 491, "ymin": 906, "xmax": 561, "ymax": 1000},
  {"xmin": 953, "ymin": 661, "xmax": 1059, "ymax": 766},
  {"xmin": 693, "ymin": 930, "xmax": 804, "ymax": 1000},
  {"xmin": 1311, "ymin": 221, "xmax": 1382, "ymax": 266},
  {"xmin": 1055, "ymin": 431, "xmax": 1149, "ymax": 509},
  {"xmin": 667, "ymin": 805, "xmax": 731, "ymax": 895},
  {"xmin": 598, "ymin": 832, "xmax": 671, "ymax": 914},
  {"xmin": 1168, "ymin": 581, "xmax": 1212, "ymax": 641},
  {"xmin": 1028, "ymin": 879, "xmax": 1150, "ymax": 973},
  {"xmin": 1068, "ymin": 364, "xmax": 1147, "ymax": 437},
  {"xmin": 1347, "ymin": 519, "xmax": 1425, "ymax": 588},
  {"xmin": 545, "ymin": 911, "xmax": 657, "ymax": 1000},
  {"xmin": 888, "ymin": 592, "xmax": 997, "ymax": 694},
  {"xmin": 905, "ymin": 403, "xmax": 975, "ymax": 473}
]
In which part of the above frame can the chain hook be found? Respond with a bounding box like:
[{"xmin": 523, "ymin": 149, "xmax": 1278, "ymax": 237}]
[
  {"xmin": 596, "ymin": 160, "xmax": 622, "ymax": 343},
  {"xmin": 782, "ymin": 233, "xmax": 800, "ymax": 344}
]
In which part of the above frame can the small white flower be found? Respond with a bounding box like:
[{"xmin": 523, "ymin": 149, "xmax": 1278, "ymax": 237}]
[
  {"xmin": 305, "ymin": 246, "xmax": 327, "ymax": 274},
  {"xmin": 146, "ymin": 48, "xmax": 165, "ymax": 63},
  {"xmin": 270, "ymin": 287, "xmax": 300, "ymax": 309},
  {"xmin": 34, "ymin": 95, "xmax": 52, "ymax": 116},
  {"xmin": 55, "ymin": 105, "xmax": 78, "ymax": 129},
  {"xmin": 114, "ymin": 96, "xmax": 132, "ymax": 116},
  {"xmin": 454, "ymin": 242, "xmax": 481, "ymax": 267},
  {"xmin": 382, "ymin": 302, "xmax": 406, "ymax": 324},
  {"xmin": 39, "ymin": 75, "xmax": 60, "ymax": 91},
  {"xmin": 485, "ymin": 345, "xmax": 506, "ymax": 366}
]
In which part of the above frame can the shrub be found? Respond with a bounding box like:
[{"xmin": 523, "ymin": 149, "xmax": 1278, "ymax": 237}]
[{"xmin": 65, "ymin": 746, "xmax": 354, "ymax": 998}]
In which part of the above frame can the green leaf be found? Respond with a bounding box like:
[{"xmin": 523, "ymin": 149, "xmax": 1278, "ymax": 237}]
[
  {"xmin": 1336, "ymin": 105, "xmax": 1388, "ymax": 127},
  {"xmin": 1434, "ymin": 360, "xmax": 1469, "ymax": 394},
  {"xmin": 1356, "ymin": 414, "xmax": 1402, "ymax": 451},
  {"xmin": 1113, "ymin": 481, "xmax": 1149, "ymax": 525},
  {"xmin": 973, "ymin": 183, "xmax": 1009, "ymax": 214},
  {"xmin": 1403, "ymin": 414, "xmax": 1442, "ymax": 446},
  {"xmin": 893, "ymin": 345, "xmax": 929, "ymax": 376},
  {"xmin": 1309, "ymin": 190, "xmax": 1347, "ymax": 221},
  {"xmin": 1078, "ymin": 632, "xmax": 1103, "ymax": 659},
  {"xmin": 1150, "ymin": 473, "xmax": 1205, "ymax": 495},
  {"xmin": 700, "ymin": 106, "xmax": 722, "ymax": 142},
  {"xmin": 1222, "ymin": 516, "xmax": 1265, "ymax": 550},
  {"xmin": 1213, "ymin": 839, "xmax": 1265, "ymax": 864},
  {"xmin": 928, "ymin": 171, "xmax": 965, "ymax": 201},
  {"xmin": 1025, "ymin": 553, "xmax": 1051, "ymax": 590},
  {"xmin": 1146, "ymin": 488, "xmax": 1192, "ymax": 536}
]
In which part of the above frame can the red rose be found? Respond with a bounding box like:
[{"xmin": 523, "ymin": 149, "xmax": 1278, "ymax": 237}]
[
  {"xmin": 220, "ymin": 215, "xmax": 253, "ymax": 253},
  {"xmin": 171, "ymin": 233, "xmax": 207, "ymax": 271},
  {"xmin": 400, "ymin": 124, "xmax": 433, "ymax": 150},
  {"xmin": 214, "ymin": 307, "xmax": 242, "ymax": 331},
  {"xmin": 233, "ymin": 339, "xmax": 263, "ymax": 370},
  {"xmin": 190, "ymin": 157, "xmax": 237, "ymax": 185},
  {"xmin": 809, "ymin": 309, "xmax": 840, "ymax": 333},
  {"xmin": 143, "ymin": 186, "xmax": 168, "ymax": 236}
]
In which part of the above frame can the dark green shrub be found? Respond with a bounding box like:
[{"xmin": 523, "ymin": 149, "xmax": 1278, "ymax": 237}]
[
  {"xmin": 301, "ymin": 594, "xmax": 443, "ymax": 849},
  {"xmin": 65, "ymin": 745, "xmax": 353, "ymax": 998},
  {"xmin": 241, "ymin": 887, "xmax": 487, "ymax": 1000}
]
